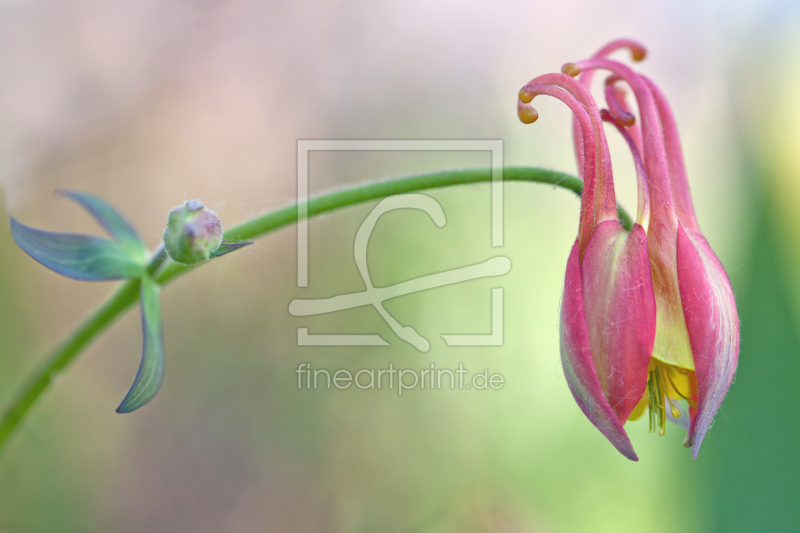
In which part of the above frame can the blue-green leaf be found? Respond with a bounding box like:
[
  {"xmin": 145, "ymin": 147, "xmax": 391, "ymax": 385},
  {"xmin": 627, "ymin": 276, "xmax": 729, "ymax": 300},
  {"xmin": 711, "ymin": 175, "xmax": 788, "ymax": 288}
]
[
  {"xmin": 11, "ymin": 218, "xmax": 147, "ymax": 280},
  {"xmin": 209, "ymin": 240, "xmax": 253, "ymax": 258},
  {"xmin": 57, "ymin": 190, "xmax": 145, "ymax": 253},
  {"xmin": 116, "ymin": 276, "xmax": 164, "ymax": 413}
]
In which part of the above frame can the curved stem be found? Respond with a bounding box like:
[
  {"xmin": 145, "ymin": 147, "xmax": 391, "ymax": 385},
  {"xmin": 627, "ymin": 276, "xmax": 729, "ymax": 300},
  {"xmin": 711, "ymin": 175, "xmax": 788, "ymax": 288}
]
[{"xmin": 0, "ymin": 166, "xmax": 632, "ymax": 456}]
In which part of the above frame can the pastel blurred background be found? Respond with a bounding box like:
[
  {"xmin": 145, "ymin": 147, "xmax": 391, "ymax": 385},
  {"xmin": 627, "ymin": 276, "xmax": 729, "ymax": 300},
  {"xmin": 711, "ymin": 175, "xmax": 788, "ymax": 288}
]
[{"xmin": 0, "ymin": 0, "xmax": 798, "ymax": 531}]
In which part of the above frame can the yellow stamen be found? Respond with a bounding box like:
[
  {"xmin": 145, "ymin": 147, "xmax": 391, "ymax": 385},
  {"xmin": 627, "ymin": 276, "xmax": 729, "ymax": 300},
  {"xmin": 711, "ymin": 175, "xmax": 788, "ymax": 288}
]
[
  {"xmin": 667, "ymin": 396, "xmax": 681, "ymax": 419},
  {"xmin": 640, "ymin": 360, "xmax": 699, "ymax": 437}
]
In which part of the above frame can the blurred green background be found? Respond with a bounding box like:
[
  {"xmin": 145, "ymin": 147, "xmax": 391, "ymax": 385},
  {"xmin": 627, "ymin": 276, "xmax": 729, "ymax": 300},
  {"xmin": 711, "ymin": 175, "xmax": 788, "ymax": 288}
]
[{"xmin": 0, "ymin": 0, "xmax": 799, "ymax": 531}]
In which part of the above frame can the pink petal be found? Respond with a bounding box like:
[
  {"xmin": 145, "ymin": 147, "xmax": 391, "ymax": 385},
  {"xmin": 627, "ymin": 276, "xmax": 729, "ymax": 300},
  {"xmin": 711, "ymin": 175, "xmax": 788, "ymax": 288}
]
[
  {"xmin": 560, "ymin": 238, "xmax": 639, "ymax": 461},
  {"xmin": 581, "ymin": 221, "xmax": 656, "ymax": 423},
  {"xmin": 676, "ymin": 223, "xmax": 740, "ymax": 458}
]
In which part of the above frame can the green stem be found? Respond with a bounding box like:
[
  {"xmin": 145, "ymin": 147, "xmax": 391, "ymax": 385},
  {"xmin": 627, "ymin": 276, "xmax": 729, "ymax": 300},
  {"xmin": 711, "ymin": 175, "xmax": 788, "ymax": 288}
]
[{"xmin": 0, "ymin": 166, "xmax": 632, "ymax": 456}]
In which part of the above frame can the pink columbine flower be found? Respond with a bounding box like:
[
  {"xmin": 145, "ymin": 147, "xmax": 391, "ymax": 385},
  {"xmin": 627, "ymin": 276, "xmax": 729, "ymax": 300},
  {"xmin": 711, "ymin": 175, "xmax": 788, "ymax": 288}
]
[{"xmin": 518, "ymin": 39, "xmax": 740, "ymax": 460}]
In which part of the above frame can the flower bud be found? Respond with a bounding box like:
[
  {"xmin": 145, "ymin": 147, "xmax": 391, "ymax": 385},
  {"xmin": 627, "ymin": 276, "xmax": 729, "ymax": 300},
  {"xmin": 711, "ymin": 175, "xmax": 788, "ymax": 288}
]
[{"xmin": 163, "ymin": 200, "xmax": 223, "ymax": 265}]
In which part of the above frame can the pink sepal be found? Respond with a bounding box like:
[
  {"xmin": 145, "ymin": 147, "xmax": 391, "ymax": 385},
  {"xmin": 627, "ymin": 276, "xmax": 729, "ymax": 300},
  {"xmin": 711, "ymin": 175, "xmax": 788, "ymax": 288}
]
[
  {"xmin": 560, "ymin": 238, "xmax": 639, "ymax": 461},
  {"xmin": 676, "ymin": 223, "xmax": 740, "ymax": 458}
]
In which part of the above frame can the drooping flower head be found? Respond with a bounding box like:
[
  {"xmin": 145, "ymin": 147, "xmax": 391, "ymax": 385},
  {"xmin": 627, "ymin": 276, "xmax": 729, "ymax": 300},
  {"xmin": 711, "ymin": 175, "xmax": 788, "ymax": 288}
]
[{"xmin": 519, "ymin": 39, "xmax": 740, "ymax": 460}]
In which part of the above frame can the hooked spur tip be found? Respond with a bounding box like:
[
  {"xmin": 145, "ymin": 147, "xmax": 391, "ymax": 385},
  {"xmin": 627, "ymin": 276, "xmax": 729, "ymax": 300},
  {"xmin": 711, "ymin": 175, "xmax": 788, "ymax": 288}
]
[
  {"xmin": 517, "ymin": 101, "xmax": 538, "ymax": 124},
  {"xmin": 518, "ymin": 86, "xmax": 534, "ymax": 103},
  {"xmin": 616, "ymin": 112, "xmax": 636, "ymax": 127},
  {"xmin": 603, "ymin": 79, "xmax": 637, "ymax": 127},
  {"xmin": 601, "ymin": 104, "xmax": 635, "ymax": 128},
  {"xmin": 561, "ymin": 62, "xmax": 581, "ymax": 77}
]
